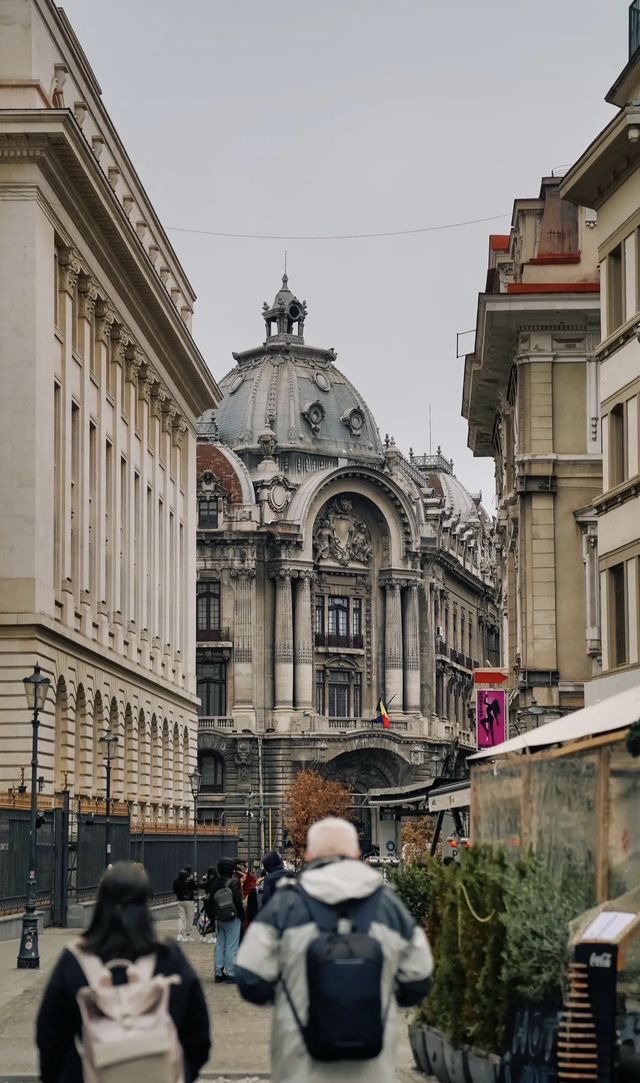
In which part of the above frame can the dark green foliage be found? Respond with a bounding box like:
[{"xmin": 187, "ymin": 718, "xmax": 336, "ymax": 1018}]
[{"xmin": 390, "ymin": 862, "xmax": 436, "ymax": 926}]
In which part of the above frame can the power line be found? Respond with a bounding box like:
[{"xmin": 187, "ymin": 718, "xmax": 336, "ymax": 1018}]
[{"xmin": 166, "ymin": 212, "xmax": 510, "ymax": 242}]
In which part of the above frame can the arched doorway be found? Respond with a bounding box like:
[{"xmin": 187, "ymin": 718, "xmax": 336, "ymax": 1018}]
[{"xmin": 320, "ymin": 747, "xmax": 408, "ymax": 854}]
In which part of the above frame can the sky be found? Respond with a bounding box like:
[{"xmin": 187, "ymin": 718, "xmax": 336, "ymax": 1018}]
[{"xmin": 61, "ymin": 0, "xmax": 625, "ymax": 507}]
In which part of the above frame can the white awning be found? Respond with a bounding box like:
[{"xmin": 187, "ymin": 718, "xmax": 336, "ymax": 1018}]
[{"xmin": 469, "ymin": 682, "xmax": 640, "ymax": 761}]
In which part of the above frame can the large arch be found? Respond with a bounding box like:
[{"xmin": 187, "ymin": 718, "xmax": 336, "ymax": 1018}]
[
  {"xmin": 150, "ymin": 714, "xmax": 160, "ymax": 807},
  {"xmin": 91, "ymin": 690, "xmax": 105, "ymax": 797},
  {"xmin": 54, "ymin": 676, "xmax": 70, "ymax": 791},
  {"xmin": 319, "ymin": 746, "xmax": 411, "ymax": 852},
  {"xmin": 287, "ymin": 465, "xmax": 422, "ymax": 565},
  {"xmin": 73, "ymin": 685, "xmax": 90, "ymax": 796},
  {"xmin": 137, "ymin": 710, "xmax": 150, "ymax": 811},
  {"xmin": 161, "ymin": 718, "xmax": 171, "ymax": 817},
  {"xmin": 123, "ymin": 703, "xmax": 136, "ymax": 802},
  {"xmin": 172, "ymin": 721, "xmax": 182, "ymax": 814}
]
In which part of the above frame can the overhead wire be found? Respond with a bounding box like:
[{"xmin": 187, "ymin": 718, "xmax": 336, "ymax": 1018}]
[{"xmin": 166, "ymin": 212, "xmax": 510, "ymax": 242}]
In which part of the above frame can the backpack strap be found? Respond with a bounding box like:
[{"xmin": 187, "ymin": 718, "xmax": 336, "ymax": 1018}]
[
  {"xmin": 67, "ymin": 941, "xmax": 157, "ymax": 987},
  {"xmin": 297, "ymin": 886, "xmax": 382, "ymax": 933}
]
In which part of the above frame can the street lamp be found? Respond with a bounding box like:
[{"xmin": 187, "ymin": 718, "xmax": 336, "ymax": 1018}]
[
  {"xmin": 189, "ymin": 768, "xmax": 202, "ymax": 876},
  {"xmin": 245, "ymin": 791, "xmax": 254, "ymax": 870},
  {"xmin": 97, "ymin": 729, "xmax": 119, "ymax": 869},
  {"xmin": 17, "ymin": 662, "xmax": 50, "ymax": 970}
]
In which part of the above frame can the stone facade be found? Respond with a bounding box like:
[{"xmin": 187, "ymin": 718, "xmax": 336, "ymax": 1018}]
[
  {"xmin": 462, "ymin": 177, "xmax": 602, "ymax": 730},
  {"xmin": 0, "ymin": 0, "xmax": 220, "ymax": 817},
  {"xmin": 195, "ymin": 278, "xmax": 499, "ymax": 855},
  {"xmin": 561, "ymin": 11, "xmax": 640, "ymax": 703}
]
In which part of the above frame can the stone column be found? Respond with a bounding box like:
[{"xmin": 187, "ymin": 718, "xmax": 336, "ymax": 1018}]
[
  {"xmin": 382, "ymin": 577, "xmax": 403, "ymax": 709},
  {"xmin": 294, "ymin": 570, "xmax": 314, "ymax": 710},
  {"xmin": 403, "ymin": 580, "xmax": 421, "ymax": 713},
  {"xmin": 232, "ymin": 569, "xmax": 256, "ymax": 719},
  {"xmin": 273, "ymin": 569, "xmax": 294, "ymax": 709}
]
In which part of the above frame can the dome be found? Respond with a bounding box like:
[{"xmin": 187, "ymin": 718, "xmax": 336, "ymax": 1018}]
[
  {"xmin": 210, "ymin": 277, "xmax": 384, "ymax": 467},
  {"xmin": 410, "ymin": 448, "xmax": 488, "ymax": 523}
]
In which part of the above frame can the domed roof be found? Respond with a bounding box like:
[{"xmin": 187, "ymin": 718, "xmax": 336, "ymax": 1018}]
[
  {"xmin": 210, "ymin": 277, "xmax": 384, "ymax": 465},
  {"xmin": 410, "ymin": 448, "xmax": 488, "ymax": 523}
]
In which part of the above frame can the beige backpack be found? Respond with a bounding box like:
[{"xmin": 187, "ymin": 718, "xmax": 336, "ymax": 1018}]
[{"xmin": 68, "ymin": 941, "xmax": 185, "ymax": 1083}]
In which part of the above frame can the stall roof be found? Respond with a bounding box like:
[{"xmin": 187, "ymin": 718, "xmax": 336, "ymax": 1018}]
[
  {"xmin": 428, "ymin": 780, "xmax": 471, "ymax": 812},
  {"xmin": 469, "ymin": 682, "xmax": 640, "ymax": 762},
  {"xmin": 367, "ymin": 779, "xmax": 433, "ymax": 808}
]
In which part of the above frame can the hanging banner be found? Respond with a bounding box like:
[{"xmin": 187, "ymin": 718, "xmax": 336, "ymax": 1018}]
[{"xmin": 476, "ymin": 688, "xmax": 506, "ymax": 749}]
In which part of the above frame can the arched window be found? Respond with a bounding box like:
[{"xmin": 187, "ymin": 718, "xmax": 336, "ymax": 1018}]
[
  {"xmin": 196, "ymin": 580, "xmax": 221, "ymax": 637},
  {"xmin": 200, "ymin": 752, "xmax": 225, "ymax": 793}
]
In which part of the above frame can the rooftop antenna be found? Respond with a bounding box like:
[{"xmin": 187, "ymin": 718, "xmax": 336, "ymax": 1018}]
[
  {"xmin": 429, "ymin": 403, "xmax": 432, "ymax": 455},
  {"xmin": 284, "ymin": 250, "xmax": 287, "ymax": 278}
]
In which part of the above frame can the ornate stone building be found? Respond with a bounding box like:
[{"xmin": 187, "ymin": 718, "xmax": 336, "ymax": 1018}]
[
  {"xmin": 195, "ymin": 276, "xmax": 499, "ymax": 854},
  {"xmin": 462, "ymin": 177, "xmax": 601, "ymax": 730},
  {"xmin": 0, "ymin": 0, "xmax": 220, "ymax": 818}
]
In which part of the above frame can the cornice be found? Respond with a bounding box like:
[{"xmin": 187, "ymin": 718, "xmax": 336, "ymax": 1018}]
[
  {"xmin": 592, "ymin": 474, "xmax": 640, "ymax": 516},
  {"xmin": 0, "ymin": 118, "xmax": 220, "ymax": 419}
]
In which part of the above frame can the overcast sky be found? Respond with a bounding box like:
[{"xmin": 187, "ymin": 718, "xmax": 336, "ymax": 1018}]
[{"xmin": 62, "ymin": 0, "xmax": 625, "ymax": 506}]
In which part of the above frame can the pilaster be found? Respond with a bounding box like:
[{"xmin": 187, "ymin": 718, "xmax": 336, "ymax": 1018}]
[
  {"xmin": 381, "ymin": 576, "xmax": 403, "ymax": 709},
  {"xmin": 403, "ymin": 580, "xmax": 421, "ymax": 713},
  {"xmin": 272, "ymin": 568, "xmax": 294, "ymax": 712},
  {"xmin": 232, "ymin": 568, "xmax": 257, "ymax": 726},
  {"xmin": 293, "ymin": 569, "xmax": 314, "ymax": 710}
]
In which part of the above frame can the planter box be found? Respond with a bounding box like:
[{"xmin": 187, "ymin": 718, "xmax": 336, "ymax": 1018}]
[
  {"xmin": 443, "ymin": 1040, "xmax": 470, "ymax": 1083},
  {"xmin": 408, "ymin": 1022, "xmax": 433, "ymax": 1075},
  {"xmin": 424, "ymin": 1026, "xmax": 451, "ymax": 1083},
  {"xmin": 466, "ymin": 1047, "xmax": 500, "ymax": 1083}
]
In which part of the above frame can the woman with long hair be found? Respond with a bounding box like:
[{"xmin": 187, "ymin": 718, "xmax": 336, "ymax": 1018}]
[{"xmin": 36, "ymin": 861, "xmax": 210, "ymax": 1083}]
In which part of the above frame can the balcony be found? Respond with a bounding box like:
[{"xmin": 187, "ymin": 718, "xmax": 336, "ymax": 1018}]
[
  {"xmin": 198, "ymin": 716, "xmax": 235, "ymax": 731},
  {"xmin": 196, "ymin": 626, "xmax": 231, "ymax": 644},
  {"xmin": 326, "ymin": 717, "xmax": 409, "ymax": 732},
  {"xmin": 435, "ymin": 639, "xmax": 448, "ymax": 657},
  {"xmin": 315, "ymin": 632, "xmax": 364, "ymax": 650}
]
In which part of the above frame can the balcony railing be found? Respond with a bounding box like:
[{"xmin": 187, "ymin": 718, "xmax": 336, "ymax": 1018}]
[
  {"xmin": 196, "ymin": 626, "xmax": 231, "ymax": 643},
  {"xmin": 326, "ymin": 717, "xmax": 409, "ymax": 732},
  {"xmin": 435, "ymin": 639, "xmax": 448, "ymax": 657},
  {"xmin": 315, "ymin": 632, "xmax": 364, "ymax": 650},
  {"xmin": 198, "ymin": 716, "xmax": 235, "ymax": 730}
]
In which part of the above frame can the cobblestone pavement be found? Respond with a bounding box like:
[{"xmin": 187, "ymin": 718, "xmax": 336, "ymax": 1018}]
[{"xmin": 0, "ymin": 924, "xmax": 423, "ymax": 1081}]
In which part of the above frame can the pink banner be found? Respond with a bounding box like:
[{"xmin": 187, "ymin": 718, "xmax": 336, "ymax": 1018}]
[{"xmin": 475, "ymin": 688, "xmax": 506, "ymax": 749}]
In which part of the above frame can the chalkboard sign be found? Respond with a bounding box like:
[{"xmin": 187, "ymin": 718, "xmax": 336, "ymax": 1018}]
[{"xmin": 498, "ymin": 1000, "xmax": 560, "ymax": 1083}]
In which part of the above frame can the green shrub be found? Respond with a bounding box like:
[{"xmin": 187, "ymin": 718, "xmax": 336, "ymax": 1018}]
[{"xmin": 391, "ymin": 862, "xmax": 436, "ymax": 926}]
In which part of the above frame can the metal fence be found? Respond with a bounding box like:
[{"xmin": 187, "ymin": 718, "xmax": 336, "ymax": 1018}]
[
  {"xmin": 0, "ymin": 807, "xmax": 55, "ymax": 911},
  {"xmin": 130, "ymin": 832, "xmax": 238, "ymax": 898},
  {"xmin": 74, "ymin": 815, "xmax": 131, "ymax": 900}
]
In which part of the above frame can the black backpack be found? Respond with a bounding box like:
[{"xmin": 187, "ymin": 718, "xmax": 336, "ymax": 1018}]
[
  {"xmin": 282, "ymin": 886, "xmax": 387, "ymax": 1062},
  {"xmin": 206, "ymin": 879, "xmax": 236, "ymax": 923}
]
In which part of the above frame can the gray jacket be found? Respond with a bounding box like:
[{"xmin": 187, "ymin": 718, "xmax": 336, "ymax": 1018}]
[{"xmin": 235, "ymin": 858, "xmax": 433, "ymax": 1083}]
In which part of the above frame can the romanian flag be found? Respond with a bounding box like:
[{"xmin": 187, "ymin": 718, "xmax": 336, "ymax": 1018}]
[{"xmin": 373, "ymin": 697, "xmax": 391, "ymax": 729}]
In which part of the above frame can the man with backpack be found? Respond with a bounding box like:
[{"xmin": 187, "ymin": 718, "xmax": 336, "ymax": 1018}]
[
  {"xmin": 235, "ymin": 817, "xmax": 433, "ymax": 1082},
  {"xmin": 204, "ymin": 857, "xmax": 244, "ymax": 982},
  {"xmin": 172, "ymin": 866, "xmax": 196, "ymax": 942}
]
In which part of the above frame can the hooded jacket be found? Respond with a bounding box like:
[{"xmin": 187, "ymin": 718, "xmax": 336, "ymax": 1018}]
[
  {"xmin": 235, "ymin": 858, "xmax": 433, "ymax": 1083},
  {"xmin": 260, "ymin": 851, "xmax": 289, "ymax": 907}
]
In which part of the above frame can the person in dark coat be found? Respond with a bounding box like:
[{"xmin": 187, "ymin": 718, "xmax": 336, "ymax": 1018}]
[
  {"xmin": 204, "ymin": 857, "xmax": 244, "ymax": 982},
  {"xmin": 36, "ymin": 861, "xmax": 210, "ymax": 1083},
  {"xmin": 260, "ymin": 850, "xmax": 289, "ymax": 906}
]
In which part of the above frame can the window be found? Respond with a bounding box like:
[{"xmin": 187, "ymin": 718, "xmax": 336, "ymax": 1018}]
[
  {"xmin": 197, "ymin": 581, "xmax": 221, "ymax": 634},
  {"xmin": 53, "ymin": 383, "xmax": 62, "ymax": 590},
  {"xmin": 70, "ymin": 402, "xmax": 80, "ymax": 590},
  {"xmin": 352, "ymin": 598, "xmax": 362, "ymax": 638},
  {"xmin": 198, "ymin": 495, "xmax": 219, "ymax": 529},
  {"xmin": 610, "ymin": 563, "xmax": 627, "ymax": 667},
  {"xmin": 328, "ymin": 597, "xmax": 348, "ymax": 637},
  {"xmin": 609, "ymin": 403, "xmax": 627, "ymax": 488},
  {"xmin": 328, "ymin": 670, "xmax": 350, "ymax": 718},
  {"xmin": 200, "ymin": 752, "xmax": 224, "ymax": 793},
  {"xmin": 607, "ymin": 244, "xmax": 625, "ymax": 334},
  {"xmin": 53, "ymin": 250, "xmax": 60, "ymax": 329},
  {"xmin": 315, "ymin": 671, "xmax": 325, "ymax": 715},
  {"xmin": 196, "ymin": 652, "xmax": 227, "ymax": 716},
  {"xmin": 314, "ymin": 598, "xmax": 325, "ymax": 637},
  {"xmin": 353, "ymin": 672, "xmax": 362, "ymax": 717}
]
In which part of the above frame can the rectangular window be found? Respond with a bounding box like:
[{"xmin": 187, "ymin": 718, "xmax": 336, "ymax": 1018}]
[
  {"xmin": 315, "ymin": 671, "xmax": 325, "ymax": 715},
  {"xmin": 610, "ymin": 563, "xmax": 627, "ymax": 667},
  {"xmin": 328, "ymin": 676, "xmax": 349, "ymax": 718},
  {"xmin": 53, "ymin": 250, "xmax": 60, "ymax": 329},
  {"xmin": 352, "ymin": 598, "xmax": 362, "ymax": 638},
  {"xmin": 70, "ymin": 402, "xmax": 80, "ymax": 591},
  {"xmin": 197, "ymin": 580, "xmax": 221, "ymax": 635},
  {"xmin": 120, "ymin": 457, "xmax": 128, "ymax": 618},
  {"xmin": 89, "ymin": 423, "xmax": 97, "ymax": 597},
  {"xmin": 134, "ymin": 473, "xmax": 141, "ymax": 626},
  {"xmin": 158, "ymin": 497, "xmax": 164, "ymax": 637},
  {"xmin": 105, "ymin": 441, "xmax": 112, "ymax": 608},
  {"xmin": 88, "ymin": 313, "xmax": 97, "ymax": 378},
  {"xmin": 196, "ymin": 652, "xmax": 227, "ymax": 716},
  {"xmin": 53, "ymin": 383, "xmax": 62, "ymax": 590},
  {"xmin": 353, "ymin": 673, "xmax": 362, "ymax": 718},
  {"xmin": 314, "ymin": 597, "xmax": 325, "ymax": 638},
  {"xmin": 609, "ymin": 402, "xmax": 627, "ymax": 488},
  {"xmin": 328, "ymin": 597, "xmax": 349, "ymax": 637},
  {"xmin": 71, "ymin": 284, "xmax": 79, "ymax": 352},
  {"xmin": 146, "ymin": 485, "xmax": 153, "ymax": 632},
  {"xmin": 198, "ymin": 495, "xmax": 219, "ymax": 529},
  {"xmin": 169, "ymin": 509, "xmax": 175, "ymax": 644},
  {"xmin": 608, "ymin": 244, "xmax": 625, "ymax": 334},
  {"xmin": 106, "ymin": 339, "xmax": 116, "ymax": 399}
]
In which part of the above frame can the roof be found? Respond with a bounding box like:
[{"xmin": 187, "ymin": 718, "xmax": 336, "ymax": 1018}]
[{"xmin": 469, "ymin": 682, "xmax": 640, "ymax": 761}]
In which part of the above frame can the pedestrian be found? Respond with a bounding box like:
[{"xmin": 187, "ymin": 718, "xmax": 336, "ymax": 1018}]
[
  {"xmin": 204, "ymin": 857, "xmax": 243, "ymax": 982},
  {"xmin": 235, "ymin": 817, "xmax": 433, "ymax": 1082},
  {"xmin": 260, "ymin": 849, "xmax": 289, "ymax": 906},
  {"xmin": 36, "ymin": 861, "xmax": 210, "ymax": 1083},
  {"xmin": 241, "ymin": 869, "xmax": 259, "ymax": 935},
  {"xmin": 173, "ymin": 866, "xmax": 196, "ymax": 942}
]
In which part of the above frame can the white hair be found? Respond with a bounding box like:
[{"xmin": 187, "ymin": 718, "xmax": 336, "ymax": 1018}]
[{"xmin": 306, "ymin": 817, "xmax": 360, "ymax": 860}]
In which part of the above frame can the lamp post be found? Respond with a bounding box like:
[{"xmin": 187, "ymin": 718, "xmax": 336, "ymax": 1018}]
[
  {"xmin": 97, "ymin": 729, "xmax": 119, "ymax": 869},
  {"xmin": 189, "ymin": 768, "xmax": 202, "ymax": 876},
  {"xmin": 17, "ymin": 663, "xmax": 50, "ymax": 970},
  {"xmin": 245, "ymin": 790, "xmax": 254, "ymax": 870}
]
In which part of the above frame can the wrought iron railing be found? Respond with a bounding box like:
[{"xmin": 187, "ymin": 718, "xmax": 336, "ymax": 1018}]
[
  {"xmin": 315, "ymin": 632, "xmax": 364, "ymax": 649},
  {"xmin": 196, "ymin": 626, "xmax": 231, "ymax": 643}
]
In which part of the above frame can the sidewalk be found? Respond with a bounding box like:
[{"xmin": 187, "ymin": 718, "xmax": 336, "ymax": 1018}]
[{"xmin": 0, "ymin": 922, "xmax": 426, "ymax": 1081}]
